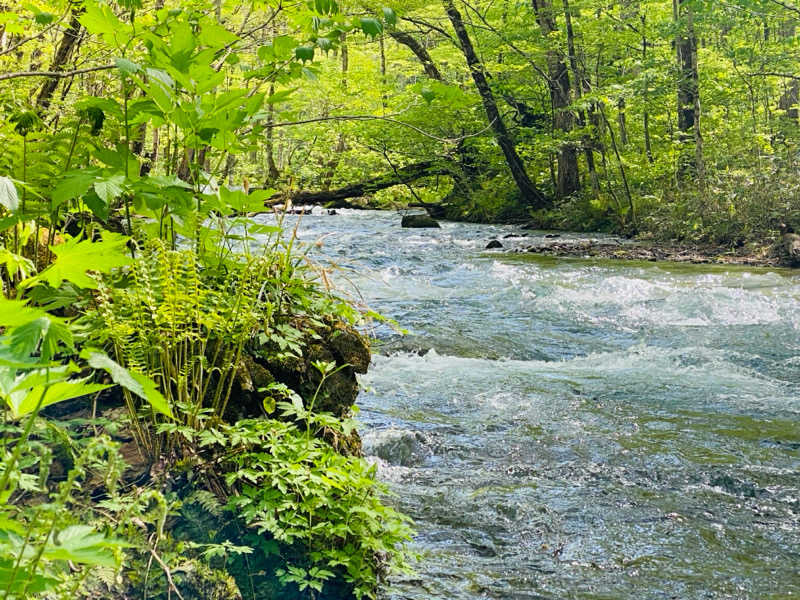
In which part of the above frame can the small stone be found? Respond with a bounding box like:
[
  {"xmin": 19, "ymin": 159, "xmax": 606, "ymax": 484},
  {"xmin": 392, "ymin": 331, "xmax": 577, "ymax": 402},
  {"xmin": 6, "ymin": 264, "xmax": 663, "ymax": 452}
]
[{"xmin": 485, "ymin": 240, "xmax": 503, "ymax": 249}]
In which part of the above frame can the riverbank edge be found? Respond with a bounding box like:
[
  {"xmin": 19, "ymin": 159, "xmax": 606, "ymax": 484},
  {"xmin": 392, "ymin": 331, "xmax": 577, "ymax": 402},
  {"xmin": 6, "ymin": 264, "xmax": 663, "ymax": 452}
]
[{"xmin": 495, "ymin": 236, "xmax": 790, "ymax": 268}]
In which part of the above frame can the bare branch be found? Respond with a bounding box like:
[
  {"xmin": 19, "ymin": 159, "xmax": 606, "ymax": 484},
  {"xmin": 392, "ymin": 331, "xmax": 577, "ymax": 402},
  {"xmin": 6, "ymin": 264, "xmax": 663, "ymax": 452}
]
[
  {"xmin": 0, "ymin": 64, "xmax": 115, "ymax": 83},
  {"xmin": 747, "ymin": 71, "xmax": 800, "ymax": 80}
]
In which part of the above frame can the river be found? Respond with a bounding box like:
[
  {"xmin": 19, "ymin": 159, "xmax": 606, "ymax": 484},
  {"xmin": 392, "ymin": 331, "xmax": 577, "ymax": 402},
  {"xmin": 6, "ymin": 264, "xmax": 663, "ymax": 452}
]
[{"xmin": 259, "ymin": 209, "xmax": 800, "ymax": 599}]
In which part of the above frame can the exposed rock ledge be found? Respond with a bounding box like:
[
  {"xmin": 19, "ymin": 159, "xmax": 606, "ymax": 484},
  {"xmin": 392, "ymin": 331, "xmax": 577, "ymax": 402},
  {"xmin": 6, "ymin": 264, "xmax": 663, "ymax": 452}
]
[{"xmin": 494, "ymin": 236, "xmax": 792, "ymax": 268}]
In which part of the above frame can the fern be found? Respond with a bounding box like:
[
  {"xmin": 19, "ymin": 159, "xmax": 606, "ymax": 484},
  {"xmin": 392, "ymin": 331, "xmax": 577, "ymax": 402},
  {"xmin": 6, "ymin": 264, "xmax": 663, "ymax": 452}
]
[
  {"xmin": 185, "ymin": 489, "xmax": 224, "ymax": 518},
  {"xmin": 90, "ymin": 240, "xmax": 280, "ymax": 457}
]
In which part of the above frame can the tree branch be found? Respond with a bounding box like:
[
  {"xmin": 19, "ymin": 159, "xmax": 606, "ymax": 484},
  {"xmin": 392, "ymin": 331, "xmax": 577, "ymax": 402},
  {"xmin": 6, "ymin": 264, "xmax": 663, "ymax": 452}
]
[
  {"xmin": 767, "ymin": 0, "xmax": 800, "ymax": 17},
  {"xmin": 0, "ymin": 64, "xmax": 115, "ymax": 83}
]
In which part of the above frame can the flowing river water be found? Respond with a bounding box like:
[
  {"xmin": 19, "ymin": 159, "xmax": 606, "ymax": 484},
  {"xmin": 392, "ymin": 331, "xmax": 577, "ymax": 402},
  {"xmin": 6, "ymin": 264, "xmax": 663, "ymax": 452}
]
[{"xmin": 259, "ymin": 209, "xmax": 800, "ymax": 599}]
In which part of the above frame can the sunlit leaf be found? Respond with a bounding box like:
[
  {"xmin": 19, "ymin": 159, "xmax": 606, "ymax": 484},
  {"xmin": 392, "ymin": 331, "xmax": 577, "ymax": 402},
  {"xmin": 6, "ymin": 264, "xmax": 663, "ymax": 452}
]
[{"xmin": 33, "ymin": 232, "xmax": 132, "ymax": 290}]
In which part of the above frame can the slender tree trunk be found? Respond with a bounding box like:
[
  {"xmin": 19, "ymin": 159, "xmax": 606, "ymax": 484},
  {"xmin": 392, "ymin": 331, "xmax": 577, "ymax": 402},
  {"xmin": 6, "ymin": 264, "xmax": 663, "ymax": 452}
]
[
  {"xmin": 533, "ymin": 0, "xmax": 579, "ymax": 198},
  {"xmin": 379, "ymin": 34, "xmax": 388, "ymax": 111},
  {"xmin": 36, "ymin": 4, "xmax": 84, "ymax": 111},
  {"xmin": 562, "ymin": 0, "xmax": 599, "ymax": 198},
  {"xmin": 618, "ymin": 99, "xmax": 628, "ymax": 145},
  {"xmin": 442, "ymin": 0, "xmax": 549, "ymax": 208},
  {"xmin": 322, "ymin": 35, "xmax": 349, "ymax": 190},
  {"xmin": 675, "ymin": 0, "xmax": 702, "ymax": 180},
  {"xmin": 265, "ymin": 84, "xmax": 280, "ymax": 182}
]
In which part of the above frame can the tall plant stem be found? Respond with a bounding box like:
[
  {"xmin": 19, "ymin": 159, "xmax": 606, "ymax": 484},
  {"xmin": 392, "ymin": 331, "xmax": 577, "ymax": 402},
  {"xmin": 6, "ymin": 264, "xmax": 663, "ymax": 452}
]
[{"xmin": 123, "ymin": 83, "xmax": 134, "ymax": 257}]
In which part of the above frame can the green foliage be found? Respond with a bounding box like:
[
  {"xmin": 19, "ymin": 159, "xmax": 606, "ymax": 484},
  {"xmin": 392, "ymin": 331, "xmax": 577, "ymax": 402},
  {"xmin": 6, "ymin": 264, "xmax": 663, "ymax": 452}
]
[
  {"xmin": 28, "ymin": 231, "xmax": 132, "ymax": 290},
  {"xmin": 219, "ymin": 415, "xmax": 414, "ymax": 599},
  {"xmin": 0, "ymin": 431, "xmax": 130, "ymax": 599},
  {"xmin": 89, "ymin": 239, "xmax": 270, "ymax": 454}
]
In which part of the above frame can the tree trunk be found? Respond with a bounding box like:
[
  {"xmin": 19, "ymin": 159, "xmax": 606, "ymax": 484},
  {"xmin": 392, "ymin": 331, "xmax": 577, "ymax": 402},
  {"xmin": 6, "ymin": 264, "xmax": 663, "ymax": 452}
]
[
  {"xmin": 36, "ymin": 5, "xmax": 84, "ymax": 111},
  {"xmin": 389, "ymin": 31, "xmax": 443, "ymax": 80},
  {"xmin": 675, "ymin": 0, "xmax": 702, "ymax": 180},
  {"xmin": 272, "ymin": 161, "xmax": 452, "ymax": 206},
  {"xmin": 533, "ymin": 0, "xmax": 579, "ymax": 198},
  {"xmin": 562, "ymin": 0, "xmax": 599, "ymax": 198},
  {"xmin": 442, "ymin": 0, "xmax": 549, "ymax": 208}
]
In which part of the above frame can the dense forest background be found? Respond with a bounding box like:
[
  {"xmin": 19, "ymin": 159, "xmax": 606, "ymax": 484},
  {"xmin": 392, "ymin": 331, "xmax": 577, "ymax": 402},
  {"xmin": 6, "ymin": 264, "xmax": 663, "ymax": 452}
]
[
  {"xmin": 3, "ymin": 0, "xmax": 800, "ymax": 246},
  {"xmin": 1, "ymin": 1, "xmax": 800, "ymax": 598}
]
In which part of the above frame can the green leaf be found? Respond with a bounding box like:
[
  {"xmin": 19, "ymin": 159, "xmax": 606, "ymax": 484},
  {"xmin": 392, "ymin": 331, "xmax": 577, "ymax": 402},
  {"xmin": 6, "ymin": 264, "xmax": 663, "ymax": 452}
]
[
  {"xmin": 33, "ymin": 11, "xmax": 56, "ymax": 25},
  {"xmin": 114, "ymin": 57, "xmax": 140, "ymax": 76},
  {"xmin": 7, "ymin": 317, "xmax": 73, "ymax": 361},
  {"xmin": 83, "ymin": 189, "xmax": 110, "ymax": 221},
  {"xmin": 274, "ymin": 35, "xmax": 298, "ymax": 60},
  {"xmin": 0, "ymin": 177, "xmax": 19, "ymax": 212},
  {"xmin": 382, "ymin": 7, "xmax": 397, "ymax": 26},
  {"xmin": 197, "ymin": 22, "xmax": 238, "ymax": 49},
  {"xmin": 359, "ymin": 17, "xmax": 383, "ymax": 37},
  {"xmin": 266, "ymin": 88, "xmax": 296, "ymax": 104},
  {"xmin": 43, "ymin": 525, "xmax": 125, "ymax": 567},
  {"xmin": 93, "ymin": 174, "xmax": 126, "ymax": 204},
  {"xmin": 5, "ymin": 378, "xmax": 108, "ymax": 419},
  {"xmin": 85, "ymin": 351, "xmax": 173, "ymax": 418},
  {"xmin": 33, "ymin": 231, "xmax": 132, "ymax": 290},
  {"xmin": 295, "ymin": 46, "xmax": 315, "ymax": 62},
  {"xmin": 51, "ymin": 169, "xmax": 100, "ymax": 207},
  {"xmin": 0, "ymin": 298, "xmax": 48, "ymax": 329}
]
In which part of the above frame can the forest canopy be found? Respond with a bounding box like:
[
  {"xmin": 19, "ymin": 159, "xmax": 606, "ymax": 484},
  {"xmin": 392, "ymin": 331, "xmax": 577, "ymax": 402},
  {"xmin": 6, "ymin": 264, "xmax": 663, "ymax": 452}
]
[{"xmin": 3, "ymin": 0, "xmax": 800, "ymax": 243}]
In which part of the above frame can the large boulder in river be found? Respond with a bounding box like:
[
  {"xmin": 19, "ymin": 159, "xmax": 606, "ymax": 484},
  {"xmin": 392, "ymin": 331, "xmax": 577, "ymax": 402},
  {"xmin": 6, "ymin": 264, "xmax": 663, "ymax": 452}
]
[{"xmin": 401, "ymin": 214, "xmax": 441, "ymax": 229}]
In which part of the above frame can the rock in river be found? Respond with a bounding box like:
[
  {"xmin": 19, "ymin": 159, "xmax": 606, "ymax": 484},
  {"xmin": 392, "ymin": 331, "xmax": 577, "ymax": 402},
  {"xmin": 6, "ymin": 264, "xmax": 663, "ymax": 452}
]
[{"xmin": 401, "ymin": 214, "xmax": 441, "ymax": 228}]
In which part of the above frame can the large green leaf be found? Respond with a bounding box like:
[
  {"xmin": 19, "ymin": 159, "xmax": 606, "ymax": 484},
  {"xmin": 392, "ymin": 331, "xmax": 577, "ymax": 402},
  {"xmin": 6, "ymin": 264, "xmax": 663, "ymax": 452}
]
[
  {"xmin": 382, "ymin": 7, "xmax": 397, "ymax": 26},
  {"xmin": 34, "ymin": 231, "xmax": 132, "ymax": 290},
  {"xmin": 51, "ymin": 169, "xmax": 100, "ymax": 207},
  {"xmin": 43, "ymin": 525, "xmax": 126, "ymax": 567},
  {"xmin": 359, "ymin": 17, "xmax": 383, "ymax": 37},
  {"xmin": 114, "ymin": 57, "xmax": 140, "ymax": 76},
  {"xmin": 85, "ymin": 351, "xmax": 173, "ymax": 418},
  {"xmin": 7, "ymin": 316, "xmax": 73, "ymax": 361},
  {"xmin": 0, "ymin": 177, "xmax": 19, "ymax": 212},
  {"xmin": 0, "ymin": 299, "xmax": 46, "ymax": 329},
  {"xmin": 295, "ymin": 46, "xmax": 315, "ymax": 62},
  {"xmin": 4, "ymin": 378, "xmax": 108, "ymax": 419},
  {"xmin": 93, "ymin": 174, "xmax": 126, "ymax": 204}
]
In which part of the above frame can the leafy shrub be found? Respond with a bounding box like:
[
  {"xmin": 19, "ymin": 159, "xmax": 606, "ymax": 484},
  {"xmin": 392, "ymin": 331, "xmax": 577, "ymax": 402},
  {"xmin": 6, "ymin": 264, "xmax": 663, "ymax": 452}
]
[{"xmin": 214, "ymin": 413, "xmax": 414, "ymax": 600}]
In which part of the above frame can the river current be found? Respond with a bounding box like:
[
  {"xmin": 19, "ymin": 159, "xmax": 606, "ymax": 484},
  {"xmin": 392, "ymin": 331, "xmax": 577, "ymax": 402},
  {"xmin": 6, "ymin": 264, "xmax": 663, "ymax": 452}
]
[{"xmin": 258, "ymin": 209, "xmax": 800, "ymax": 599}]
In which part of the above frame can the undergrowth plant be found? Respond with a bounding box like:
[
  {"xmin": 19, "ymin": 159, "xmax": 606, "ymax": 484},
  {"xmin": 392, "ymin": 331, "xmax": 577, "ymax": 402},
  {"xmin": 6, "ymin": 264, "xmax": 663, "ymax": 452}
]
[
  {"xmin": 213, "ymin": 413, "xmax": 414, "ymax": 600},
  {"xmin": 91, "ymin": 239, "xmax": 273, "ymax": 457}
]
